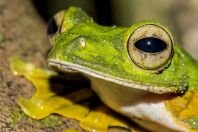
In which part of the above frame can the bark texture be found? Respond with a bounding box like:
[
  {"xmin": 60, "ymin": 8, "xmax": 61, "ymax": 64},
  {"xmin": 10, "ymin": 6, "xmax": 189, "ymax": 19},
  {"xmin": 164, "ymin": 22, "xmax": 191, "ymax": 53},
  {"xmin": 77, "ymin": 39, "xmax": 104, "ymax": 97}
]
[{"xmin": 0, "ymin": 0, "xmax": 83, "ymax": 131}]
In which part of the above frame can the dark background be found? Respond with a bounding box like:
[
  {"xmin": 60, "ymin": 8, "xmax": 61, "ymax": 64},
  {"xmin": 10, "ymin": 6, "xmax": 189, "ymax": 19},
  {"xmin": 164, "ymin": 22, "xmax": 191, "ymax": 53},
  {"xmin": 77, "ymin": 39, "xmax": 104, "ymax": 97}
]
[{"xmin": 32, "ymin": 0, "xmax": 113, "ymax": 25}]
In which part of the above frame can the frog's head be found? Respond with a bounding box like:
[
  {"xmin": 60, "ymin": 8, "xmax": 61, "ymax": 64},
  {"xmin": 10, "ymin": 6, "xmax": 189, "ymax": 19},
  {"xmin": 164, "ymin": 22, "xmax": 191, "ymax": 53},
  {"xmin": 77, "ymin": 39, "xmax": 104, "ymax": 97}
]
[{"xmin": 47, "ymin": 7, "xmax": 197, "ymax": 94}]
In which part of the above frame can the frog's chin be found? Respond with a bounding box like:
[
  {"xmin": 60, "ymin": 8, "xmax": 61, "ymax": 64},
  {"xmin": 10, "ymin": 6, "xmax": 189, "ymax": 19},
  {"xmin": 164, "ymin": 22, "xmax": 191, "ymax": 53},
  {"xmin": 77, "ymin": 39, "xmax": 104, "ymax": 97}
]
[{"xmin": 48, "ymin": 59, "xmax": 178, "ymax": 94}]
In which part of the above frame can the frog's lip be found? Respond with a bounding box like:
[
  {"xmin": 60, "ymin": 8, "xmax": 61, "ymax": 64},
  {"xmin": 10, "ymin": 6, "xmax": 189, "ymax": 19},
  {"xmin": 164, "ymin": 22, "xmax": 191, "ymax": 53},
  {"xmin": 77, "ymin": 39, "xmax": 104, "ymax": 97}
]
[{"xmin": 48, "ymin": 59, "xmax": 179, "ymax": 94}]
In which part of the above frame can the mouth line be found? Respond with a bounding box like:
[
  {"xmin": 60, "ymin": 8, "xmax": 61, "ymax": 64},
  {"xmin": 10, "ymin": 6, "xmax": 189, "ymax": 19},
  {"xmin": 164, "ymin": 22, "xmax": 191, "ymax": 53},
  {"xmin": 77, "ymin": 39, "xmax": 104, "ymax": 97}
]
[{"xmin": 48, "ymin": 59, "xmax": 178, "ymax": 94}]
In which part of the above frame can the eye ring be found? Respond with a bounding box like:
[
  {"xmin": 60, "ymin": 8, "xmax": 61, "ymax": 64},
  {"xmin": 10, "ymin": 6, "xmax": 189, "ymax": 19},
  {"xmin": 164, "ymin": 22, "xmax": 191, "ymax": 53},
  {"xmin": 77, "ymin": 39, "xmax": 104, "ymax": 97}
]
[{"xmin": 127, "ymin": 24, "xmax": 173, "ymax": 70}]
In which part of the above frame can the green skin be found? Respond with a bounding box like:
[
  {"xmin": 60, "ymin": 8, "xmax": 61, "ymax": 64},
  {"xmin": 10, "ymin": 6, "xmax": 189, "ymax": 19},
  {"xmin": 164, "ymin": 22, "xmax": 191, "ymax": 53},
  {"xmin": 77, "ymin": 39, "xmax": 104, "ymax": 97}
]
[
  {"xmin": 47, "ymin": 7, "xmax": 198, "ymax": 131},
  {"xmin": 48, "ymin": 7, "xmax": 198, "ymax": 93}
]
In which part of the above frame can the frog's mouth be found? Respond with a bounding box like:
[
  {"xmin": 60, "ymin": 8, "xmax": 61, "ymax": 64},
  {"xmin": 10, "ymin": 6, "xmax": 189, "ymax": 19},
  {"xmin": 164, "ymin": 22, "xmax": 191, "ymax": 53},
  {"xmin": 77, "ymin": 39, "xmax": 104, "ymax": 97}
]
[{"xmin": 48, "ymin": 59, "xmax": 183, "ymax": 94}]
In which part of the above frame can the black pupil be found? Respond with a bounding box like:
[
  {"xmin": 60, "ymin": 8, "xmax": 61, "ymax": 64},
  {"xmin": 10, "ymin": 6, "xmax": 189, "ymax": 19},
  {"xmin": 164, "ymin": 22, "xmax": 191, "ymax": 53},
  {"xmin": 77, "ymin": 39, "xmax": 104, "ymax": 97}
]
[
  {"xmin": 134, "ymin": 37, "xmax": 167, "ymax": 53},
  {"xmin": 47, "ymin": 17, "xmax": 58, "ymax": 35}
]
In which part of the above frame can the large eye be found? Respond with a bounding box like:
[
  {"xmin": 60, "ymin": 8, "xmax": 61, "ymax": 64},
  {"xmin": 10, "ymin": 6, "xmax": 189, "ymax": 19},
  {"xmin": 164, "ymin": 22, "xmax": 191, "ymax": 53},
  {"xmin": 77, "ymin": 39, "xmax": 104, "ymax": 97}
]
[
  {"xmin": 47, "ymin": 17, "xmax": 58, "ymax": 35},
  {"xmin": 47, "ymin": 10, "xmax": 65, "ymax": 44},
  {"xmin": 127, "ymin": 24, "xmax": 173, "ymax": 70}
]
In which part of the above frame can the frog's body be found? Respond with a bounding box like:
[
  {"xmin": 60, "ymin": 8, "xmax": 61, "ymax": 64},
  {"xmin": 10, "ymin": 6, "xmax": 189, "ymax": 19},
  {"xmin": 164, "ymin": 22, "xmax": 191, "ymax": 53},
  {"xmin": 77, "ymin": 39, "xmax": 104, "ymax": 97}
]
[
  {"xmin": 47, "ymin": 7, "xmax": 198, "ymax": 131},
  {"xmin": 91, "ymin": 77, "xmax": 185, "ymax": 132}
]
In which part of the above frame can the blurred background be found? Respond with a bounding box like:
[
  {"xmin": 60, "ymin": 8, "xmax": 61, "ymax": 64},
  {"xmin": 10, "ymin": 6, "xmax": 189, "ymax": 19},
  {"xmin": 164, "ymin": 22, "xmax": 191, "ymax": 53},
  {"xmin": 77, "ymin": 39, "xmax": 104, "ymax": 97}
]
[{"xmin": 32, "ymin": 0, "xmax": 198, "ymax": 60}]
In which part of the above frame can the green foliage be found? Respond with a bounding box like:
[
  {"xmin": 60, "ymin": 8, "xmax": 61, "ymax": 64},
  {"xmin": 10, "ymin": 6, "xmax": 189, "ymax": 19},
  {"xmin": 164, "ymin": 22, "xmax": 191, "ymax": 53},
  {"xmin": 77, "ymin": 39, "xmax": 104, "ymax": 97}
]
[{"xmin": 40, "ymin": 115, "xmax": 63, "ymax": 127}]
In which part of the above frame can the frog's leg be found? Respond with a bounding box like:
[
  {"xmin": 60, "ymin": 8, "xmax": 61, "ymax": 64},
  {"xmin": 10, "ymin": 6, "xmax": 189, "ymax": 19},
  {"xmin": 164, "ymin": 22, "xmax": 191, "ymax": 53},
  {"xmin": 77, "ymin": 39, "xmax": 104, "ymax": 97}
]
[{"xmin": 10, "ymin": 57, "xmax": 137, "ymax": 132}]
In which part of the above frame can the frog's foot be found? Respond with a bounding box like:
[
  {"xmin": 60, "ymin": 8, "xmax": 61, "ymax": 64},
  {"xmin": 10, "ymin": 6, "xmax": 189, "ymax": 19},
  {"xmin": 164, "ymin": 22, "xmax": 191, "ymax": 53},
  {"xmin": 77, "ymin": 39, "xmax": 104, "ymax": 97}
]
[
  {"xmin": 10, "ymin": 57, "xmax": 139, "ymax": 132},
  {"xmin": 165, "ymin": 90, "xmax": 198, "ymax": 131}
]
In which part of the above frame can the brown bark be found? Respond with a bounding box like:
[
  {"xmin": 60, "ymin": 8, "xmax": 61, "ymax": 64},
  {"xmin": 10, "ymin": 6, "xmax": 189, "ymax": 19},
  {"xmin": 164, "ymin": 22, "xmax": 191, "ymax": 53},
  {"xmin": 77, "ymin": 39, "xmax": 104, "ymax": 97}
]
[{"xmin": 0, "ymin": 0, "xmax": 83, "ymax": 131}]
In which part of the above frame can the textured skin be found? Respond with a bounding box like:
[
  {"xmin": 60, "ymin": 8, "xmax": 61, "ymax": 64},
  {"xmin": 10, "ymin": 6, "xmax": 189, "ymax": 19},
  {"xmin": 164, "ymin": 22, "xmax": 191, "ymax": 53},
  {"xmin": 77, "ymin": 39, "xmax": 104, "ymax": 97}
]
[
  {"xmin": 48, "ymin": 7, "xmax": 198, "ymax": 93},
  {"xmin": 47, "ymin": 7, "xmax": 198, "ymax": 131}
]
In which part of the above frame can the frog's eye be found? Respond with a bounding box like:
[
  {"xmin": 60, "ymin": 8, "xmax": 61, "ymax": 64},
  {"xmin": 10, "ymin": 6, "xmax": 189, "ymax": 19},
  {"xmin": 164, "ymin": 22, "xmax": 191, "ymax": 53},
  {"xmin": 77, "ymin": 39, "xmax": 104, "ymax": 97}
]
[
  {"xmin": 47, "ymin": 10, "xmax": 65, "ymax": 44},
  {"xmin": 127, "ymin": 24, "xmax": 173, "ymax": 70},
  {"xmin": 47, "ymin": 17, "xmax": 58, "ymax": 35}
]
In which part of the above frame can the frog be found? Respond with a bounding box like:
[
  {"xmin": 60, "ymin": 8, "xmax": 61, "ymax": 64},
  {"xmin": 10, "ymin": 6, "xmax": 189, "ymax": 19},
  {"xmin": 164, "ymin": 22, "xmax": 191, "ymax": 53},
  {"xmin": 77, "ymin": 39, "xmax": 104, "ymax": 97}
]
[{"xmin": 46, "ymin": 7, "xmax": 198, "ymax": 132}]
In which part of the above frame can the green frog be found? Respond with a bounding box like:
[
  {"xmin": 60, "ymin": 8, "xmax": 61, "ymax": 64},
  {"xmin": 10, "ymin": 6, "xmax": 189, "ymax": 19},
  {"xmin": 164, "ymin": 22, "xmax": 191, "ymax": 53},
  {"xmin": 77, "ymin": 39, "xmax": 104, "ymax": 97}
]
[
  {"xmin": 46, "ymin": 6, "xmax": 198, "ymax": 131},
  {"xmin": 22, "ymin": 6, "xmax": 198, "ymax": 132}
]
